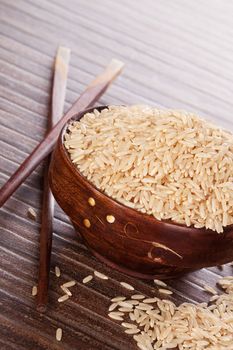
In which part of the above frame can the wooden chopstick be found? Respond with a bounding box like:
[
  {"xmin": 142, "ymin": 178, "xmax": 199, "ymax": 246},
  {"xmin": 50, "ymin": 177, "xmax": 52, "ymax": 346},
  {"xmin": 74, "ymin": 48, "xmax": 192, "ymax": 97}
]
[
  {"xmin": 37, "ymin": 47, "xmax": 70, "ymax": 312},
  {"xmin": 0, "ymin": 59, "xmax": 125, "ymax": 207}
]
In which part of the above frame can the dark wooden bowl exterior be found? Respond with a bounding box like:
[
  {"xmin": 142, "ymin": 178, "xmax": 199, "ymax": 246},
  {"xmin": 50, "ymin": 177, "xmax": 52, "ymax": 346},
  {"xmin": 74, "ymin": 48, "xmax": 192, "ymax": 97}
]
[{"xmin": 49, "ymin": 106, "xmax": 233, "ymax": 279}]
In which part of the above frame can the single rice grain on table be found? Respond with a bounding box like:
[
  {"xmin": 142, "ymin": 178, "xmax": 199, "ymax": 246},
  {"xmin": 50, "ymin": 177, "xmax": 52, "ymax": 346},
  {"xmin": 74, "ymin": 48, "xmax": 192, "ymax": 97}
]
[
  {"xmin": 158, "ymin": 288, "xmax": 173, "ymax": 295},
  {"xmin": 111, "ymin": 296, "xmax": 126, "ymax": 302},
  {"xmin": 94, "ymin": 271, "xmax": 108, "ymax": 280},
  {"xmin": 56, "ymin": 328, "xmax": 62, "ymax": 341},
  {"xmin": 27, "ymin": 207, "xmax": 37, "ymax": 220},
  {"xmin": 55, "ymin": 266, "xmax": 61, "ymax": 277},
  {"xmin": 120, "ymin": 282, "xmax": 135, "ymax": 290},
  {"xmin": 82, "ymin": 275, "xmax": 93, "ymax": 284},
  {"xmin": 153, "ymin": 279, "xmax": 167, "ymax": 288},
  {"xmin": 31, "ymin": 286, "xmax": 37, "ymax": 296},
  {"xmin": 58, "ymin": 294, "xmax": 69, "ymax": 303},
  {"xmin": 64, "ymin": 105, "xmax": 233, "ymax": 233},
  {"xmin": 62, "ymin": 280, "xmax": 76, "ymax": 288}
]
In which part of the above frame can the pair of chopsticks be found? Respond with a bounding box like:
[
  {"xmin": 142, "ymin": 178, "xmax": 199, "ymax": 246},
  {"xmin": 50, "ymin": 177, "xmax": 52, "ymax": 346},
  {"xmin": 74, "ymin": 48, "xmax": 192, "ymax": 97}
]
[{"xmin": 0, "ymin": 48, "xmax": 124, "ymax": 311}]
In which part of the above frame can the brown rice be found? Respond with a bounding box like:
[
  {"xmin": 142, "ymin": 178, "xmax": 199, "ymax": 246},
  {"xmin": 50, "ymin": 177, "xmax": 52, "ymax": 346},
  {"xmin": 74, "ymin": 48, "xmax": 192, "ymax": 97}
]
[
  {"xmin": 64, "ymin": 106, "xmax": 233, "ymax": 233},
  {"xmin": 31, "ymin": 286, "xmax": 37, "ymax": 296},
  {"xmin": 27, "ymin": 207, "xmax": 37, "ymax": 220},
  {"xmin": 94, "ymin": 271, "xmax": 108, "ymax": 280},
  {"xmin": 62, "ymin": 280, "xmax": 76, "ymax": 288},
  {"xmin": 82, "ymin": 275, "xmax": 93, "ymax": 284},
  {"xmin": 108, "ymin": 275, "xmax": 233, "ymax": 349},
  {"xmin": 120, "ymin": 282, "xmax": 135, "ymax": 290},
  {"xmin": 55, "ymin": 266, "xmax": 61, "ymax": 277},
  {"xmin": 58, "ymin": 294, "xmax": 69, "ymax": 303},
  {"xmin": 56, "ymin": 328, "xmax": 62, "ymax": 341}
]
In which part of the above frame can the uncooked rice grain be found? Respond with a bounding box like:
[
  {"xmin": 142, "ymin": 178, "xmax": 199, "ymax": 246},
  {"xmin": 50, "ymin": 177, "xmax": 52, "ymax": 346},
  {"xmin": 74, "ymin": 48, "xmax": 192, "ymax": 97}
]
[
  {"xmin": 61, "ymin": 285, "xmax": 72, "ymax": 296},
  {"xmin": 82, "ymin": 275, "xmax": 93, "ymax": 284},
  {"xmin": 125, "ymin": 328, "xmax": 140, "ymax": 334},
  {"xmin": 153, "ymin": 279, "xmax": 167, "ymax": 288},
  {"xmin": 119, "ymin": 307, "xmax": 134, "ymax": 313},
  {"xmin": 27, "ymin": 207, "xmax": 37, "ymax": 220},
  {"xmin": 158, "ymin": 288, "xmax": 173, "ymax": 295},
  {"xmin": 203, "ymin": 284, "xmax": 217, "ymax": 295},
  {"xmin": 55, "ymin": 266, "xmax": 61, "ymax": 277},
  {"xmin": 136, "ymin": 303, "xmax": 154, "ymax": 311},
  {"xmin": 119, "ymin": 301, "xmax": 134, "ymax": 308},
  {"xmin": 107, "ymin": 274, "xmax": 233, "ymax": 349},
  {"xmin": 143, "ymin": 298, "xmax": 158, "ymax": 304},
  {"xmin": 58, "ymin": 294, "xmax": 69, "ymax": 303},
  {"xmin": 94, "ymin": 271, "xmax": 108, "ymax": 280},
  {"xmin": 109, "ymin": 303, "xmax": 119, "ymax": 312},
  {"xmin": 120, "ymin": 282, "xmax": 135, "ymax": 290},
  {"xmin": 64, "ymin": 105, "xmax": 233, "ymax": 233},
  {"xmin": 62, "ymin": 280, "xmax": 76, "ymax": 288},
  {"xmin": 121, "ymin": 322, "xmax": 138, "ymax": 329},
  {"xmin": 111, "ymin": 296, "xmax": 126, "ymax": 302},
  {"xmin": 108, "ymin": 312, "xmax": 124, "ymax": 321},
  {"xmin": 32, "ymin": 286, "xmax": 37, "ymax": 296},
  {"xmin": 56, "ymin": 328, "xmax": 62, "ymax": 341},
  {"xmin": 125, "ymin": 300, "xmax": 139, "ymax": 305},
  {"xmin": 209, "ymin": 295, "xmax": 219, "ymax": 302},
  {"xmin": 131, "ymin": 295, "xmax": 145, "ymax": 300}
]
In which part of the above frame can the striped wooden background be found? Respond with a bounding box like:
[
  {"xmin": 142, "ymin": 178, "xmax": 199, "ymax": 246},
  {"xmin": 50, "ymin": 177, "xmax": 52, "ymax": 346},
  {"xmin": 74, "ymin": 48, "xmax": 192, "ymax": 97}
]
[{"xmin": 1, "ymin": 0, "xmax": 233, "ymax": 349}]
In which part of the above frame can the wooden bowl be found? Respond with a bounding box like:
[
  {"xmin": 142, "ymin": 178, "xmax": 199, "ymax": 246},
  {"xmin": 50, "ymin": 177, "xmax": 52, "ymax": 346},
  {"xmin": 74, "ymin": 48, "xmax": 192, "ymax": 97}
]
[{"xmin": 49, "ymin": 106, "xmax": 233, "ymax": 279}]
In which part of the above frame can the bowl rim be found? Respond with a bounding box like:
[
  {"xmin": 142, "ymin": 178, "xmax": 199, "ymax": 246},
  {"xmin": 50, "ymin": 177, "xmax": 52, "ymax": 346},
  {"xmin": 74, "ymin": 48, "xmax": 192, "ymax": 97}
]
[{"xmin": 58, "ymin": 105, "xmax": 233, "ymax": 234}]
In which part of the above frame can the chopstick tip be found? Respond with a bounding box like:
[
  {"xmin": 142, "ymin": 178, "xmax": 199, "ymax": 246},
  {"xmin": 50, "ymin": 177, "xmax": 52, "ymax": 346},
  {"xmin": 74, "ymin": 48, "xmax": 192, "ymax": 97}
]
[
  {"xmin": 56, "ymin": 46, "xmax": 71, "ymax": 62},
  {"xmin": 36, "ymin": 303, "xmax": 47, "ymax": 313},
  {"xmin": 109, "ymin": 58, "xmax": 125, "ymax": 71}
]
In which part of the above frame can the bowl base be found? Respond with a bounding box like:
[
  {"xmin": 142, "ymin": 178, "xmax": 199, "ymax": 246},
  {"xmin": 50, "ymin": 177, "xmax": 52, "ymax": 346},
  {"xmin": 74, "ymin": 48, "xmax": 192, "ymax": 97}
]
[{"xmin": 89, "ymin": 247, "xmax": 194, "ymax": 280}]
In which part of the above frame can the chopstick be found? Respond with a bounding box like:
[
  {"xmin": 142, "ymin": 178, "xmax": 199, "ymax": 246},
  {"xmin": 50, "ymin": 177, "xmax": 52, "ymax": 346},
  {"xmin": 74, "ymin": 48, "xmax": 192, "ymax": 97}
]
[
  {"xmin": 37, "ymin": 47, "xmax": 70, "ymax": 312},
  {"xmin": 0, "ymin": 59, "xmax": 124, "ymax": 207}
]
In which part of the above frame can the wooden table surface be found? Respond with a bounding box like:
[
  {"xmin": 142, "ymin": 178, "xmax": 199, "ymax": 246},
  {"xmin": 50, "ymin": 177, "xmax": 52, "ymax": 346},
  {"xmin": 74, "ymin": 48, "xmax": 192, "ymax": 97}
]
[{"xmin": 1, "ymin": 1, "xmax": 233, "ymax": 349}]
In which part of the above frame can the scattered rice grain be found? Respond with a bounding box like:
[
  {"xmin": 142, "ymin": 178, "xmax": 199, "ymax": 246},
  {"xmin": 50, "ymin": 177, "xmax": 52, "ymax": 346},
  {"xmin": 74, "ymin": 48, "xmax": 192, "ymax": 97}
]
[
  {"xmin": 61, "ymin": 285, "xmax": 72, "ymax": 296},
  {"xmin": 62, "ymin": 280, "xmax": 76, "ymax": 288},
  {"xmin": 27, "ymin": 207, "xmax": 37, "ymax": 220},
  {"xmin": 58, "ymin": 294, "xmax": 69, "ymax": 303},
  {"xmin": 158, "ymin": 288, "xmax": 173, "ymax": 295},
  {"xmin": 56, "ymin": 328, "xmax": 62, "ymax": 341},
  {"xmin": 55, "ymin": 266, "xmax": 61, "ymax": 277},
  {"xmin": 154, "ymin": 279, "xmax": 167, "ymax": 288},
  {"xmin": 111, "ymin": 296, "xmax": 126, "ymax": 302},
  {"xmin": 120, "ymin": 282, "xmax": 134, "ymax": 290},
  {"xmin": 31, "ymin": 286, "xmax": 37, "ymax": 296},
  {"xmin": 82, "ymin": 275, "xmax": 93, "ymax": 284},
  {"xmin": 94, "ymin": 271, "xmax": 108, "ymax": 280}
]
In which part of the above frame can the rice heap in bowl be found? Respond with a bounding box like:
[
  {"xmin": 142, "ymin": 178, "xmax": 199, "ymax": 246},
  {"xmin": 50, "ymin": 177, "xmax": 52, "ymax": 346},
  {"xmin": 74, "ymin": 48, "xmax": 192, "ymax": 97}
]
[{"xmin": 64, "ymin": 105, "xmax": 233, "ymax": 233}]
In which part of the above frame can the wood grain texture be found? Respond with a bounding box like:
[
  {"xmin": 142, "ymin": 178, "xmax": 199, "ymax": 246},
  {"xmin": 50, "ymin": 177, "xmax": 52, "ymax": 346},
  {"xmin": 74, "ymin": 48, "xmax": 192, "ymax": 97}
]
[{"xmin": 1, "ymin": 0, "xmax": 233, "ymax": 349}]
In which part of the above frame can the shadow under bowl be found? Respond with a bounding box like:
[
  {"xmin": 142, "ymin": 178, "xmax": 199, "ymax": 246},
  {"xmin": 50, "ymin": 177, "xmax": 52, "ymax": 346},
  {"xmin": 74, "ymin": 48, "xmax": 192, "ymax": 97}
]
[{"xmin": 49, "ymin": 106, "xmax": 233, "ymax": 279}]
